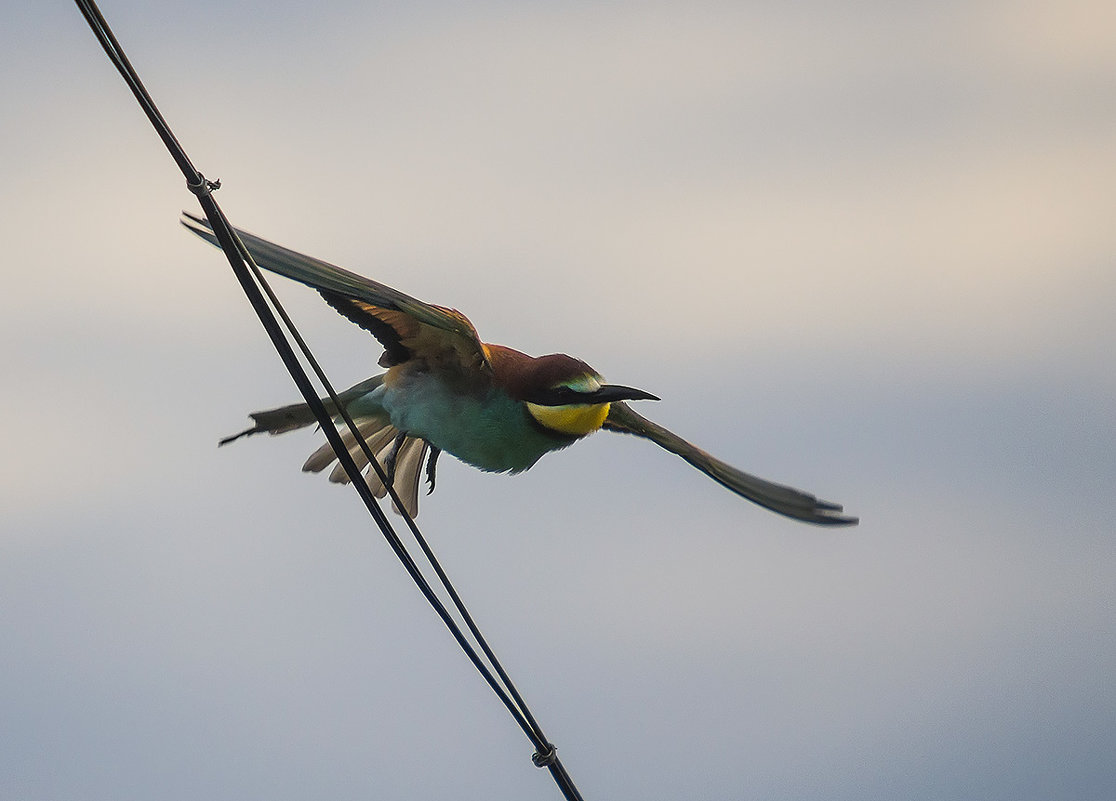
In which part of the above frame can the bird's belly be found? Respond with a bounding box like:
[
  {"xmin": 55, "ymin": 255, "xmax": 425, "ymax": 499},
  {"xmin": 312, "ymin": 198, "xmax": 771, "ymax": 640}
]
[{"xmin": 382, "ymin": 375, "xmax": 572, "ymax": 473}]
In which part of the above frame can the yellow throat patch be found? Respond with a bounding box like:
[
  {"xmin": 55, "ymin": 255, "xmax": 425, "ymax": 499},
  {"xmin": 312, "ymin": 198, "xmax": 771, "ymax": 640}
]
[{"xmin": 526, "ymin": 401, "xmax": 610, "ymax": 437}]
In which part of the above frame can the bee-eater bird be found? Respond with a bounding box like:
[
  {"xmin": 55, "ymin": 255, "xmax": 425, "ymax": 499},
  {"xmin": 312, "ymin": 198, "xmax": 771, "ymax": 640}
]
[{"xmin": 183, "ymin": 213, "xmax": 856, "ymax": 525}]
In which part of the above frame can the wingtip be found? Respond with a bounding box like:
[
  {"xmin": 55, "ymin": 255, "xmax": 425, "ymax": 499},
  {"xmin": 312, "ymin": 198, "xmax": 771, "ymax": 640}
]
[
  {"xmin": 181, "ymin": 211, "xmax": 216, "ymax": 243},
  {"xmin": 814, "ymin": 508, "xmax": 859, "ymax": 526},
  {"xmin": 804, "ymin": 494, "xmax": 859, "ymax": 525}
]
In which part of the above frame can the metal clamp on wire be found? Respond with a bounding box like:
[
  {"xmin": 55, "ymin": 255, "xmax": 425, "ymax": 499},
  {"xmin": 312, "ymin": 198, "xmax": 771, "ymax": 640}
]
[
  {"xmin": 186, "ymin": 173, "xmax": 221, "ymax": 197},
  {"xmin": 531, "ymin": 743, "xmax": 558, "ymax": 768}
]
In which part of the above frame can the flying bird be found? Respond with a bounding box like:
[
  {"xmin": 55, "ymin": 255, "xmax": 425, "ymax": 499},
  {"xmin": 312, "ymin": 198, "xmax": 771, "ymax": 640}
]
[{"xmin": 183, "ymin": 213, "xmax": 857, "ymax": 525}]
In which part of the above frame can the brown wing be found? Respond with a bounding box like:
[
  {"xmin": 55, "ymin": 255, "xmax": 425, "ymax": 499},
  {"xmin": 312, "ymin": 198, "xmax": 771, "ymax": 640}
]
[
  {"xmin": 321, "ymin": 294, "xmax": 489, "ymax": 374},
  {"xmin": 604, "ymin": 401, "xmax": 858, "ymax": 526},
  {"xmin": 182, "ymin": 213, "xmax": 491, "ymax": 375}
]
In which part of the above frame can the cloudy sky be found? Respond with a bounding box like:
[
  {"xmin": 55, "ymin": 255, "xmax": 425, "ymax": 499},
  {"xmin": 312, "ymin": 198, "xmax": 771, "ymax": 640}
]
[{"xmin": 3, "ymin": 2, "xmax": 1114, "ymax": 799}]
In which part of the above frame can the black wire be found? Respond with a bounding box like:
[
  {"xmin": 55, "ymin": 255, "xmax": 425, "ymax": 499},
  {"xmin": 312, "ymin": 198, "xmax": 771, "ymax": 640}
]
[
  {"xmin": 71, "ymin": 2, "xmax": 584, "ymax": 799},
  {"xmin": 239, "ymin": 239, "xmax": 579, "ymax": 798},
  {"xmin": 214, "ymin": 221, "xmax": 559, "ymax": 759},
  {"xmin": 223, "ymin": 224, "xmax": 552, "ymax": 747}
]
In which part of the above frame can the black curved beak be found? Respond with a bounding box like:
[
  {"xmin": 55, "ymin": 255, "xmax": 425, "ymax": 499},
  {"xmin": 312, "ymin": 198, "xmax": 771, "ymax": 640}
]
[{"xmin": 590, "ymin": 384, "xmax": 660, "ymax": 403}]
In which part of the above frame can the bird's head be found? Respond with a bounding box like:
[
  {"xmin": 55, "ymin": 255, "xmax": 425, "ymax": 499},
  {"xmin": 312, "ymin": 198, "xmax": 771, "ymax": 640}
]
[{"xmin": 510, "ymin": 353, "xmax": 659, "ymax": 437}]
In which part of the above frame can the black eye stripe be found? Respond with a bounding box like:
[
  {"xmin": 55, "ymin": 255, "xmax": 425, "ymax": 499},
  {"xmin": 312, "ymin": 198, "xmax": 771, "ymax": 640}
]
[{"xmin": 525, "ymin": 384, "xmax": 601, "ymax": 406}]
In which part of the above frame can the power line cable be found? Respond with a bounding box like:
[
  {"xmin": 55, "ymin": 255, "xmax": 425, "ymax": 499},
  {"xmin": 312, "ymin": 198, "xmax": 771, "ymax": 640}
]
[{"xmin": 71, "ymin": 2, "xmax": 583, "ymax": 798}]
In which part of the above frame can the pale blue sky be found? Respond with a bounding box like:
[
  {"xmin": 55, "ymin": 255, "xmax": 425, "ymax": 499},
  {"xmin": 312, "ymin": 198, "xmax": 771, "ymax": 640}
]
[{"xmin": 2, "ymin": 2, "xmax": 1114, "ymax": 800}]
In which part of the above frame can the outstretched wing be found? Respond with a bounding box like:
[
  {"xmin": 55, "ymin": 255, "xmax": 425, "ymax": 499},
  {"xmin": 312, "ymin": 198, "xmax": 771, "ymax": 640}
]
[
  {"xmin": 182, "ymin": 213, "xmax": 490, "ymax": 374},
  {"xmin": 604, "ymin": 402, "xmax": 858, "ymax": 526}
]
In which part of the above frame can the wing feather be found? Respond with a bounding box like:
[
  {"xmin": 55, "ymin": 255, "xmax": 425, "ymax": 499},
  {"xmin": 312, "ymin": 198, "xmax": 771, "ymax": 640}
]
[
  {"xmin": 604, "ymin": 402, "xmax": 857, "ymax": 526},
  {"xmin": 182, "ymin": 213, "xmax": 489, "ymax": 373}
]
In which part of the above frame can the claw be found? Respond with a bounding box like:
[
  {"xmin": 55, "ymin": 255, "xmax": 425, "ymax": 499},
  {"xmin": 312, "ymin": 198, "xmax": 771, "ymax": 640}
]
[{"xmin": 426, "ymin": 446, "xmax": 441, "ymax": 494}]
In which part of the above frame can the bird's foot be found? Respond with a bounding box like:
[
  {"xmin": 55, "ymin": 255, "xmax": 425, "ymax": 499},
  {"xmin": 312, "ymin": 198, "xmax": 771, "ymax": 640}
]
[{"xmin": 425, "ymin": 446, "xmax": 441, "ymax": 494}]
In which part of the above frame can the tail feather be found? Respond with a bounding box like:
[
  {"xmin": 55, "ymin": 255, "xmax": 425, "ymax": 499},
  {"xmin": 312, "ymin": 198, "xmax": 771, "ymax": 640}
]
[
  {"xmin": 389, "ymin": 439, "xmax": 429, "ymax": 518},
  {"xmin": 361, "ymin": 436, "xmax": 402, "ymax": 498},
  {"xmin": 325, "ymin": 423, "xmax": 399, "ymax": 483},
  {"xmin": 304, "ymin": 421, "xmax": 366, "ymax": 473},
  {"xmin": 304, "ymin": 418, "xmax": 429, "ymax": 517},
  {"xmin": 222, "ymin": 374, "xmax": 432, "ymax": 516},
  {"xmin": 219, "ymin": 375, "xmax": 386, "ymax": 446}
]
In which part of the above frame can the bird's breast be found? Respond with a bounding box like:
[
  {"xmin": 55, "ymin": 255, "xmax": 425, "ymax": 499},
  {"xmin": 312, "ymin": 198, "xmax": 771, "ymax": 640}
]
[{"xmin": 382, "ymin": 371, "xmax": 577, "ymax": 473}]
